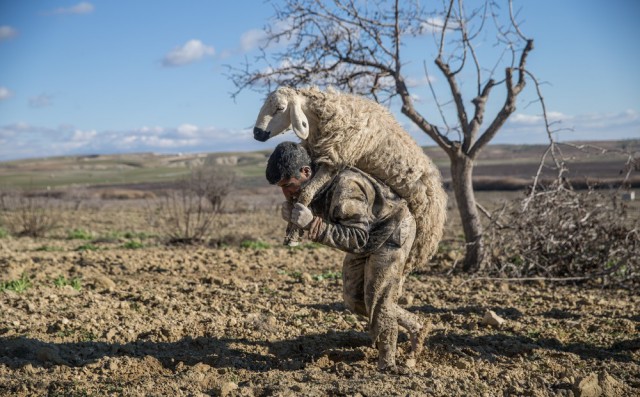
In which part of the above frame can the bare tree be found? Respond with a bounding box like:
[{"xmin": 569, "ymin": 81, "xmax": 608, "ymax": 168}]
[{"xmin": 228, "ymin": 0, "xmax": 534, "ymax": 271}]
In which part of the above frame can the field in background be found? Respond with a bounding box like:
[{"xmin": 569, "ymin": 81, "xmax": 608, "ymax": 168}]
[{"xmin": 1, "ymin": 140, "xmax": 638, "ymax": 193}]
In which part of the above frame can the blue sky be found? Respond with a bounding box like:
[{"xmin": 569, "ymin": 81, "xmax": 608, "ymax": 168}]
[{"xmin": 0, "ymin": 0, "xmax": 638, "ymax": 161}]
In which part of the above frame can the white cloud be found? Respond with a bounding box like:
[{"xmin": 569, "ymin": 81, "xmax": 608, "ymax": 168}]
[
  {"xmin": 510, "ymin": 112, "xmax": 568, "ymax": 126},
  {"xmin": 3, "ymin": 110, "xmax": 634, "ymax": 161},
  {"xmin": 500, "ymin": 110, "xmax": 639, "ymax": 144},
  {"xmin": 138, "ymin": 126, "xmax": 164, "ymax": 134},
  {"xmin": 547, "ymin": 111, "xmax": 566, "ymax": 120},
  {"xmin": 240, "ymin": 29, "xmax": 267, "ymax": 52},
  {"xmin": 510, "ymin": 113, "xmax": 543, "ymax": 125},
  {"xmin": 176, "ymin": 123, "xmax": 199, "ymax": 137},
  {"xmin": 71, "ymin": 129, "xmax": 97, "ymax": 141},
  {"xmin": 49, "ymin": 2, "xmax": 95, "ymax": 15},
  {"xmin": 0, "ymin": 87, "xmax": 12, "ymax": 100},
  {"xmin": 29, "ymin": 93, "xmax": 54, "ymax": 108},
  {"xmin": 0, "ymin": 26, "xmax": 18, "ymax": 41},
  {"xmin": 420, "ymin": 17, "xmax": 460, "ymax": 34},
  {"xmin": 217, "ymin": 49, "xmax": 233, "ymax": 60},
  {"xmin": 0, "ymin": 122, "xmax": 299, "ymax": 161},
  {"xmin": 237, "ymin": 19, "xmax": 294, "ymax": 54},
  {"xmin": 406, "ymin": 75, "xmax": 437, "ymax": 88},
  {"xmin": 162, "ymin": 40, "xmax": 215, "ymax": 67}
]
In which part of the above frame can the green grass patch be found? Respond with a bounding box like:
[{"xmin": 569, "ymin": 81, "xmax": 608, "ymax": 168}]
[
  {"xmin": 0, "ymin": 227, "xmax": 9, "ymax": 238},
  {"xmin": 278, "ymin": 269, "xmax": 304, "ymax": 281},
  {"xmin": 240, "ymin": 239, "xmax": 271, "ymax": 249},
  {"xmin": 79, "ymin": 330, "xmax": 97, "ymax": 342},
  {"xmin": 122, "ymin": 240, "xmax": 144, "ymax": 249},
  {"xmin": 67, "ymin": 228, "xmax": 93, "ymax": 240},
  {"xmin": 314, "ymin": 270, "xmax": 342, "ymax": 282},
  {"xmin": 53, "ymin": 275, "xmax": 82, "ymax": 291},
  {"xmin": 123, "ymin": 231, "xmax": 152, "ymax": 240},
  {"xmin": 75, "ymin": 243, "xmax": 99, "ymax": 252},
  {"xmin": 1, "ymin": 273, "xmax": 32, "ymax": 293},
  {"xmin": 289, "ymin": 270, "xmax": 303, "ymax": 280}
]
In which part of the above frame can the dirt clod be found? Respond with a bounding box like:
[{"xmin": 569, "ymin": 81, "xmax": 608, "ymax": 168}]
[
  {"xmin": 573, "ymin": 371, "xmax": 626, "ymax": 397},
  {"xmin": 482, "ymin": 309, "xmax": 506, "ymax": 327},
  {"xmin": 90, "ymin": 274, "xmax": 116, "ymax": 291}
]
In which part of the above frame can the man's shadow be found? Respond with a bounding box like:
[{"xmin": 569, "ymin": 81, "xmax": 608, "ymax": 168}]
[
  {"xmin": 5, "ymin": 301, "xmax": 633, "ymax": 372},
  {"xmin": 1, "ymin": 302, "xmax": 371, "ymax": 371},
  {"xmin": 0, "ymin": 331, "xmax": 371, "ymax": 371}
]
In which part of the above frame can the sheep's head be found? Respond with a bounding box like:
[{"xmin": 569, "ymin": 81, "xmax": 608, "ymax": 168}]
[{"xmin": 253, "ymin": 87, "xmax": 309, "ymax": 142}]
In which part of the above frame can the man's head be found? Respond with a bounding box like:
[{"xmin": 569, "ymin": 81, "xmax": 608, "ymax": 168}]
[{"xmin": 266, "ymin": 142, "xmax": 313, "ymax": 201}]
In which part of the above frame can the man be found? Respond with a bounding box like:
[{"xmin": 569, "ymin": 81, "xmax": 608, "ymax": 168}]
[{"xmin": 266, "ymin": 141, "xmax": 427, "ymax": 372}]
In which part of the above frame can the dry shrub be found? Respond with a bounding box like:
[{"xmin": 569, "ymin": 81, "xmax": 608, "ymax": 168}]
[
  {"xmin": 146, "ymin": 190, "xmax": 213, "ymax": 244},
  {"xmin": 209, "ymin": 232, "xmax": 255, "ymax": 248},
  {"xmin": 146, "ymin": 166, "xmax": 235, "ymax": 244},
  {"xmin": 0, "ymin": 190, "xmax": 61, "ymax": 237},
  {"xmin": 484, "ymin": 184, "xmax": 639, "ymax": 288},
  {"xmin": 188, "ymin": 166, "xmax": 236, "ymax": 212}
]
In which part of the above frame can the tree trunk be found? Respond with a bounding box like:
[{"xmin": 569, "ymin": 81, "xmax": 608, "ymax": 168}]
[{"xmin": 450, "ymin": 151, "xmax": 484, "ymax": 272}]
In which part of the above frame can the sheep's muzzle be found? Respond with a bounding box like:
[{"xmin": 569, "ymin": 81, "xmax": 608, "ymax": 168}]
[{"xmin": 253, "ymin": 127, "xmax": 271, "ymax": 142}]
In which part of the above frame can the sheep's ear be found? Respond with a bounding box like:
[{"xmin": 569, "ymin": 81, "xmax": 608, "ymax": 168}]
[{"xmin": 290, "ymin": 96, "xmax": 309, "ymax": 140}]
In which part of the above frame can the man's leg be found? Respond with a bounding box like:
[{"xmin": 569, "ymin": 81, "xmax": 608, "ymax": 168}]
[
  {"xmin": 365, "ymin": 215, "xmax": 426, "ymax": 371},
  {"xmin": 394, "ymin": 216, "xmax": 427, "ymax": 355},
  {"xmin": 364, "ymin": 247, "xmax": 405, "ymax": 371},
  {"xmin": 342, "ymin": 253, "xmax": 367, "ymax": 317}
]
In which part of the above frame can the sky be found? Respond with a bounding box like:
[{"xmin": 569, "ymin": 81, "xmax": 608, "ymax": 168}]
[{"xmin": 0, "ymin": 0, "xmax": 639, "ymax": 162}]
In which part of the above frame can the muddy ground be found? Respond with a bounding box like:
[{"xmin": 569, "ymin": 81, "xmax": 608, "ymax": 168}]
[{"xmin": 0, "ymin": 205, "xmax": 638, "ymax": 396}]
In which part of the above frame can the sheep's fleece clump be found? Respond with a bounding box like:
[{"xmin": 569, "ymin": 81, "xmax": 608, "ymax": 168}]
[{"xmin": 254, "ymin": 86, "xmax": 447, "ymax": 270}]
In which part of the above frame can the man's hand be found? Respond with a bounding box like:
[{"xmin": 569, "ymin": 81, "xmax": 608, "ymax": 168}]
[
  {"xmin": 280, "ymin": 201, "xmax": 293, "ymax": 222},
  {"xmin": 291, "ymin": 203, "xmax": 314, "ymax": 230}
]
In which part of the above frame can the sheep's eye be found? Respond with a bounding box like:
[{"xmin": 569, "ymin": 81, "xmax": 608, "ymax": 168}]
[{"xmin": 273, "ymin": 106, "xmax": 285, "ymax": 115}]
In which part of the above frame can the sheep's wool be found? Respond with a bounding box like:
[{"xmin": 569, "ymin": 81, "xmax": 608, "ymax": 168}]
[{"xmin": 278, "ymin": 87, "xmax": 447, "ymax": 270}]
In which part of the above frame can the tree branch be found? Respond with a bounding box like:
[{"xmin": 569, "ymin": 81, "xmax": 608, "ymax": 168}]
[
  {"xmin": 398, "ymin": 89, "xmax": 455, "ymax": 153},
  {"xmin": 435, "ymin": 57, "xmax": 470, "ymax": 144},
  {"xmin": 469, "ymin": 39, "xmax": 533, "ymax": 158}
]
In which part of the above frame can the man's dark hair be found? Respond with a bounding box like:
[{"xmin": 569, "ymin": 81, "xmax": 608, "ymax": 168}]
[{"xmin": 266, "ymin": 142, "xmax": 312, "ymax": 184}]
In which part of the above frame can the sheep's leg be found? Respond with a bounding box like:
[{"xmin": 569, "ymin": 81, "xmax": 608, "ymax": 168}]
[
  {"xmin": 284, "ymin": 165, "xmax": 336, "ymax": 246},
  {"xmin": 297, "ymin": 165, "xmax": 335, "ymax": 205}
]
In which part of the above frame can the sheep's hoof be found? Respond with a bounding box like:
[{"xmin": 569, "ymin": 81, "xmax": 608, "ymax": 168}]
[{"xmin": 284, "ymin": 223, "xmax": 304, "ymax": 246}]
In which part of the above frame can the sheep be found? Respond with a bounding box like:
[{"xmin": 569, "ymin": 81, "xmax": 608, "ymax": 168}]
[{"xmin": 254, "ymin": 86, "xmax": 447, "ymax": 270}]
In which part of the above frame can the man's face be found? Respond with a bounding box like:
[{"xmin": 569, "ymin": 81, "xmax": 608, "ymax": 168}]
[{"xmin": 277, "ymin": 166, "xmax": 312, "ymax": 201}]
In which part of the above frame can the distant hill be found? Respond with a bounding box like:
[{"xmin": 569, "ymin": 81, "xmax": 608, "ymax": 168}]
[
  {"xmin": 0, "ymin": 140, "xmax": 637, "ymax": 191},
  {"xmin": 431, "ymin": 140, "xmax": 640, "ymax": 190},
  {"xmin": 0, "ymin": 151, "xmax": 270, "ymax": 190}
]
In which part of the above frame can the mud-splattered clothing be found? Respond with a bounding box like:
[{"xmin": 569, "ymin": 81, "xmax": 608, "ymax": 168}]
[
  {"xmin": 306, "ymin": 168, "xmax": 423, "ymax": 370},
  {"xmin": 307, "ymin": 168, "xmax": 409, "ymax": 252}
]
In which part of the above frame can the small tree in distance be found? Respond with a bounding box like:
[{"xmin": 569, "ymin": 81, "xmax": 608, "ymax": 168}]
[
  {"xmin": 0, "ymin": 190, "xmax": 61, "ymax": 238},
  {"xmin": 228, "ymin": 0, "xmax": 535, "ymax": 271},
  {"xmin": 188, "ymin": 166, "xmax": 236, "ymax": 213},
  {"xmin": 148, "ymin": 166, "xmax": 236, "ymax": 244}
]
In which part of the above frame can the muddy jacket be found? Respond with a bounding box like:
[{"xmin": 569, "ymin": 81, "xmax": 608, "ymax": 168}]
[{"xmin": 307, "ymin": 168, "xmax": 410, "ymax": 255}]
